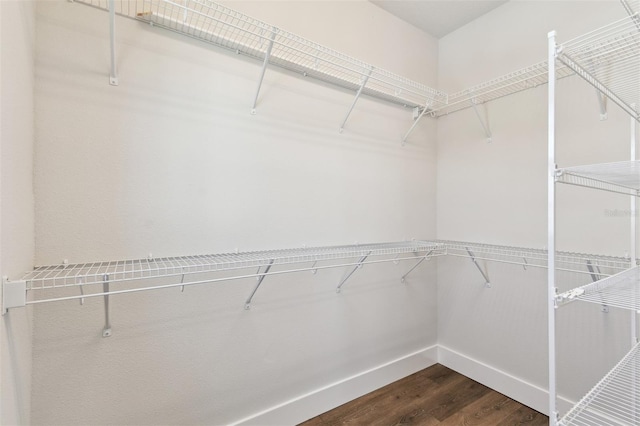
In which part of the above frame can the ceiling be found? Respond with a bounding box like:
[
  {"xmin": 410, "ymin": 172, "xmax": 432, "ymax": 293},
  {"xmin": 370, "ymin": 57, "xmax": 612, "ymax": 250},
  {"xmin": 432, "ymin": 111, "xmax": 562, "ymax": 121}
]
[{"xmin": 370, "ymin": 1, "xmax": 509, "ymax": 39}]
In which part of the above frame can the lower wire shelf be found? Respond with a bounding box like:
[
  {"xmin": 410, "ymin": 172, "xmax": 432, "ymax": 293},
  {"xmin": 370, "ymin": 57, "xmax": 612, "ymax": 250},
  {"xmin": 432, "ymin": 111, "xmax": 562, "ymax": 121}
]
[
  {"xmin": 560, "ymin": 340, "xmax": 640, "ymax": 426},
  {"xmin": 1, "ymin": 241, "xmax": 444, "ymax": 312},
  {"xmin": 557, "ymin": 266, "xmax": 640, "ymax": 311}
]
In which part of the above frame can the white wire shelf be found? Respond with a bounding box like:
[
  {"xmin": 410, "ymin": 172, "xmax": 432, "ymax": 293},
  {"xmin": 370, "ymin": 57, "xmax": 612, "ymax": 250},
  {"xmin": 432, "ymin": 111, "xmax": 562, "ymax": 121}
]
[
  {"xmin": 74, "ymin": 0, "xmax": 447, "ymax": 111},
  {"xmin": 556, "ymin": 160, "xmax": 640, "ymax": 197},
  {"xmin": 22, "ymin": 241, "xmax": 443, "ymax": 291},
  {"xmin": 557, "ymin": 266, "xmax": 640, "ymax": 310},
  {"xmin": 620, "ymin": 0, "xmax": 640, "ymax": 17},
  {"xmin": 17, "ymin": 239, "xmax": 630, "ymax": 300},
  {"xmin": 560, "ymin": 340, "xmax": 640, "ymax": 426},
  {"xmin": 434, "ymin": 61, "xmax": 574, "ymax": 117},
  {"xmin": 440, "ymin": 240, "xmax": 631, "ymax": 276},
  {"xmin": 557, "ymin": 14, "xmax": 640, "ymax": 122}
]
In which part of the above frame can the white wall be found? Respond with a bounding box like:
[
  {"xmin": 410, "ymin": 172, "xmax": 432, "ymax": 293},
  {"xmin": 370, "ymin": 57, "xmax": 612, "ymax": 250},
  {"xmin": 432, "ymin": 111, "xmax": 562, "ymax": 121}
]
[
  {"xmin": 0, "ymin": 1, "xmax": 36, "ymax": 425},
  {"xmin": 30, "ymin": 1, "xmax": 439, "ymax": 424},
  {"xmin": 437, "ymin": 0, "xmax": 637, "ymax": 414}
]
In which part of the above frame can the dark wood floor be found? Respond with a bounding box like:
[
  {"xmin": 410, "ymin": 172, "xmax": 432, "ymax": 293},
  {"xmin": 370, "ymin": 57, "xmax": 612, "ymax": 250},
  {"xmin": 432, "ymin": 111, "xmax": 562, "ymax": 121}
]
[{"xmin": 299, "ymin": 364, "xmax": 548, "ymax": 426}]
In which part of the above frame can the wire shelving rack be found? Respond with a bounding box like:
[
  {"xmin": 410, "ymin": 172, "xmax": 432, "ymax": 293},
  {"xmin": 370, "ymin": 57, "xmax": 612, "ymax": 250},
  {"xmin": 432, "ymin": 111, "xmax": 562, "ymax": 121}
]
[
  {"xmin": 549, "ymin": 11, "xmax": 640, "ymax": 426},
  {"xmin": 560, "ymin": 341, "xmax": 640, "ymax": 426},
  {"xmin": 555, "ymin": 14, "xmax": 640, "ymax": 121}
]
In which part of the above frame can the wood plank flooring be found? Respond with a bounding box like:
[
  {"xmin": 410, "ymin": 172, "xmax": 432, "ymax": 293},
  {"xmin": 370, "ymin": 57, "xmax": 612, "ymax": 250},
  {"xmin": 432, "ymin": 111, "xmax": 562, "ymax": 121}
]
[{"xmin": 298, "ymin": 364, "xmax": 548, "ymax": 426}]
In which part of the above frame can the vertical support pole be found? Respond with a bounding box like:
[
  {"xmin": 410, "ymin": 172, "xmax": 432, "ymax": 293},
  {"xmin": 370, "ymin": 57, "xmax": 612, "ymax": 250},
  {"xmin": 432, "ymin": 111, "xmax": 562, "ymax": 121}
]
[
  {"xmin": 548, "ymin": 30, "xmax": 558, "ymax": 426},
  {"xmin": 339, "ymin": 67, "xmax": 372, "ymax": 133},
  {"xmin": 631, "ymin": 108, "xmax": 637, "ymax": 345},
  {"xmin": 108, "ymin": 0, "xmax": 118, "ymax": 86},
  {"xmin": 102, "ymin": 274, "xmax": 112, "ymax": 337},
  {"xmin": 251, "ymin": 27, "xmax": 277, "ymax": 115}
]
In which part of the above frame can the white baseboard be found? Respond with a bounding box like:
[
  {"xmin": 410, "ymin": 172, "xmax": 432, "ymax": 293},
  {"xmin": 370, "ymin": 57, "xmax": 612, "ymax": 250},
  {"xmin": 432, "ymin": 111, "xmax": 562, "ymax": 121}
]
[
  {"xmin": 437, "ymin": 345, "xmax": 574, "ymax": 416},
  {"xmin": 231, "ymin": 345, "xmax": 439, "ymax": 426},
  {"xmin": 233, "ymin": 345, "xmax": 574, "ymax": 425}
]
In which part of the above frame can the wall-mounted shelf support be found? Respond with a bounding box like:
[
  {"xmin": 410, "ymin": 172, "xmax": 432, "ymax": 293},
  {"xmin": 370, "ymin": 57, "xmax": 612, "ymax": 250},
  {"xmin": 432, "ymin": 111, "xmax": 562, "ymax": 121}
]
[
  {"xmin": 102, "ymin": 274, "xmax": 112, "ymax": 337},
  {"xmin": 585, "ymin": 260, "xmax": 610, "ymax": 313},
  {"xmin": 244, "ymin": 259, "xmax": 274, "ymax": 309},
  {"xmin": 401, "ymin": 250, "xmax": 433, "ymax": 283},
  {"xmin": 336, "ymin": 251, "xmax": 372, "ymax": 293},
  {"xmin": 108, "ymin": 0, "xmax": 118, "ymax": 86},
  {"xmin": 465, "ymin": 247, "xmax": 491, "ymax": 287},
  {"xmin": 251, "ymin": 27, "xmax": 277, "ymax": 115},
  {"xmin": 2, "ymin": 278, "xmax": 26, "ymax": 315},
  {"xmin": 339, "ymin": 66, "xmax": 372, "ymax": 133},
  {"xmin": 402, "ymin": 103, "xmax": 432, "ymax": 146},
  {"xmin": 79, "ymin": 278, "xmax": 85, "ymax": 304},
  {"xmin": 471, "ymin": 99, "xmax": 492, "ymax": 142},
  {"xmin": 596, "ymin": 90, "xmax": 608, "ymax": 120}
]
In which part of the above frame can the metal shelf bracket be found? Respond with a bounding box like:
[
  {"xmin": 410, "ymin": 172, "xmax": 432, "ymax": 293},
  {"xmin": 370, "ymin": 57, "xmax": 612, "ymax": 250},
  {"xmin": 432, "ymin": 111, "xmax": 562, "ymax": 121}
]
[
  {"xmin": 251, "ymin": 27, "xmax": 278, "ymax": 115},
  {"xmin": 402, "ymin": 102, "xmax": 433, "ymax": 146},
  {"xmin": 244, "ymin": 259, "xmax": 275, "ymax": 309},
  {"xmin": 102, "ymin": 274, "xmax": 112, "ymax": 337},
  {"xmin": 108, "ymin": 0, "xmax": 118, "ymax": 86},
  {"xmin": 2, "ymin": 278, "xmax": 26, "ymax": 315},
  {"xmin": 339, "ymin": 66, "xmax": 373, "ymax": 133},
  {"xmin": 471, "ymin": 99, "xmax": 492, "ymax": 142},
  {"xmin": 401, "ymin": 250, "xmax": 433, "ymax": 283},
  {"xmin": 336, "ymin": 251, "xmax": 372, "ymax": 293},
  {"xmin": 586, "ymin": 260, "xmax": 609, "ymax": 313},
  {"xmin": 596, "ymin": 91, "xmax": 608, "ymax": 120},
  {"xmin": 465, "ymin": 247, "xmax": 491, "ymax": 288}
]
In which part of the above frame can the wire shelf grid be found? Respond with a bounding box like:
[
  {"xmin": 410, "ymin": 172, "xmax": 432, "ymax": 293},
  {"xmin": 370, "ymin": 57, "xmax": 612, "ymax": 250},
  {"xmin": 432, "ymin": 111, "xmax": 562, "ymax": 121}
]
[
  {"xmin": 557, "ymin": 266, "xmax": 640, "ymax": 311},
  {"xmin": 74, "ymin": 0, "xmax": 447, "ymax": 110},
  {"xmin": 558, "ymin": 14, "xmax": 640, "ymax": 121},
  {"xmin": 440, "ymin": 240, "xmax": 631, "ymax": 276},
  {"xmin": 621, "ymin": 0, "xmax": 640, "ymax": 17},
  {"xmin": 560, "ymin": 340, "xmax": 640, "ymax": 426},
  {"xmin": 557, "ymin": 160, "xmax": 640, "ymax": 197},
  {"xmin": 23, "ymin": 241, "xmax": 444, "ymax": 290},
  {"xmin": 434, "ymin": 61, "xmax": 574, "ymax": 117}
]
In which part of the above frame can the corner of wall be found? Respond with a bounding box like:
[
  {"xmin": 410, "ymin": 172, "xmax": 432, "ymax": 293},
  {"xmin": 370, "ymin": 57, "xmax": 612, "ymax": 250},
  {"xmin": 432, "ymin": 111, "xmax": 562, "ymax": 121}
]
[{"xmin": 1, "ymin": 0, "xmax": 36, "ymax": 424}]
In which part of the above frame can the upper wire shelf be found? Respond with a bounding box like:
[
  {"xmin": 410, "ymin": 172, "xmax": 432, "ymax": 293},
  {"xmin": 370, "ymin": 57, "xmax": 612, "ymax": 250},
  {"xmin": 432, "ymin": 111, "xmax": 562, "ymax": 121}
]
[
  {"xmin": 556, "ymin": 13, "xmax": 640, "ymax": 122},
  {"xmin": 23, "ymin": 241, "xmax": 443, "ymax": 290},
  {"xmin": 434, "ymin": 61, "xmax": 574, "ymax": 117},
  {"xmin": 75, "ymin": 0, "xmax": 447, "ymax": 111},
  {"xmin": 557, "ymin": 160, "xmax": 640, "ymax": 197},
  {"xmin": 559, "ymin": 340, "xmax": 640, "ymax": 425}
]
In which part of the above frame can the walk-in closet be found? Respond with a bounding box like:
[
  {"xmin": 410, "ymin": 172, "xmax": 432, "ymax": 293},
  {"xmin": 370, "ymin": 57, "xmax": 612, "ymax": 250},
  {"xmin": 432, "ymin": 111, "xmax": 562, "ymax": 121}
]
[{"xmin": 2, "ymin": 0, "xmax": 640, "ymax": 424}]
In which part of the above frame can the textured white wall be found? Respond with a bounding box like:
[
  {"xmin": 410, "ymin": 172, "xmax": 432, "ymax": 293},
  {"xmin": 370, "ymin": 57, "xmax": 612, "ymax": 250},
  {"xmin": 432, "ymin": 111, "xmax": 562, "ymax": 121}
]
[
  {"xmin": 31, "ymin": 1, "xmax": 439, "ymax": 424},
  {"xmin": 1, "ymin": 1, "xmax": 35, "ymax": 425},
  {"xmin": 437, "ymin": 0, "xmax": 637, "ymax": 411}
]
